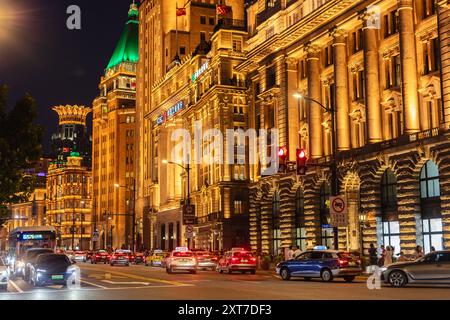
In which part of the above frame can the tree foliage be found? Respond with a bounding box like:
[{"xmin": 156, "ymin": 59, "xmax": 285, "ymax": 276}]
[{"xmin": 0, "ymin": 85, "xmax": 44, "ymax": 226}]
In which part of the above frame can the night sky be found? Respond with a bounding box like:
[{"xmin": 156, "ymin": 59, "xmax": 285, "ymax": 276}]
[{"xmin": 0, "ymin": 0, "xmax": 134, "ymax": 154}]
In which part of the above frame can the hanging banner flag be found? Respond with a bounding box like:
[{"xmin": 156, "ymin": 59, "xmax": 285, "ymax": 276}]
[
  {"xmin": 217, "ymin": 5, "xmax": 232, "ymax": 16},
  {"xmin": 176, "ymin": 7, "xmax": 187, "ymax": 16}
]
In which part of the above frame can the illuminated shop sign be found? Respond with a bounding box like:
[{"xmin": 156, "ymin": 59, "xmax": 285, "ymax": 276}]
[
  {"xmin": 21, "ymin": 234, "xmax": 44, "ymax": 241},
  {"xmin": 155, "ymin": 101, "xmax": 185, "ymax": 126},
  {"xmin": 191, "ymin": 61, "xmax": 209, "ymax": 82}
]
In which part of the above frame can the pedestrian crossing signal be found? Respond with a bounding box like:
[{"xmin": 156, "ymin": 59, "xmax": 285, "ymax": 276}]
[{"xmin": 278, "ymin": 146, "xmax": 288, "ymax": 173}]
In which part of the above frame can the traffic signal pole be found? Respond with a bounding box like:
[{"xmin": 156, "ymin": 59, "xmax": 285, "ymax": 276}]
[{"xmin": 295, "ymin": 94, "xmax": 339, "ymax": 250}]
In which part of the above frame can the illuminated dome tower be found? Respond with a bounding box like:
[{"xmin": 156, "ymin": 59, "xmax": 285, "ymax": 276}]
[{"xmin": 51, "ymin": 105, "xmax": 92, "ymax": 168}]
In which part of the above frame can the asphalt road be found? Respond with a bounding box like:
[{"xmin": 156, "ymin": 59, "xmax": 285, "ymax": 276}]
[{"xmin": 0, "ymin": 263, "xmax": 449, "ymax": 300}]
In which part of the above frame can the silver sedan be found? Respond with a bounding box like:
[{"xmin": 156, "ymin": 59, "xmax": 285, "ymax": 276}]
[{"xmin": 381, "ymin": 251, "xmax": 450, "ymax": 287}]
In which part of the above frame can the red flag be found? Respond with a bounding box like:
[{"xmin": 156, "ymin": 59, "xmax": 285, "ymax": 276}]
[
  {"xmin": 217, "ymin": 5, "xmax": 232, "ymax": 16},
  {"xmin": 176, "ymin": 8, "xmax": 186, "ymax": 16}
]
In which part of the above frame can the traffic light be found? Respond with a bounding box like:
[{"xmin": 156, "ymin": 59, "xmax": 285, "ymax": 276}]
[
  {"xmin": 296, "ymin": 148, "xmax": 308, "ymax": 176},
  {"xmin": 278, "ymin": 146, "xmax": 288, "ymax": 173}
]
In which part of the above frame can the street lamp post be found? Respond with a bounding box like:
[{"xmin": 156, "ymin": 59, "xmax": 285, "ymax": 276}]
[
  {"xmin": 162, "ymin": 160, "xmax": 191, "ymax": 205},
  {"xmin": 294, "ymin": 93, "xmax": 339, "ymax": 250},
  {"xmin": 162, "ymin": 159, "xmax": 191, "ymax": 248},
  {"xmin": 115, "ymin": 178, "xmax": 136, "ymax": 251}
]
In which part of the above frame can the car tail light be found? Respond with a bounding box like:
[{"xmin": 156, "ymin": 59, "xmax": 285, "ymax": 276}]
[
  {"xmin": 231, "ymin": 257, "xmax": 239, "ymax": 263},
  {"xmin": 250, "ymin": 257, "xmax": 256, "ymax": 264},
  {"xmin": 96, "ymin": 255, "xmax": 100, "ymax": 258},
  {"xmin": 338, "ymin": 259, "xmax": 349, "ymax": 268}
]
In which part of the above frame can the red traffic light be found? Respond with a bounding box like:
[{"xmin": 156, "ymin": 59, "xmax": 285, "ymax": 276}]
[
  {"xmin": 278, "ymin": 146, "xmax": 288, "ymax": 159},
  {"xmin": 296, "ymin": 148, "xmax": 308, "ymax": 176},
  {"xmin": 278, "ymin": 146, "xmax": 288, "ymax": 174}
]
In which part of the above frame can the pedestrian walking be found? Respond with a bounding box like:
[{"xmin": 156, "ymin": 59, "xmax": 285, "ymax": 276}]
[
  {"xmin": 412, "ymin": 245, "xmax": 424, "ymax": 260},
  {"xmin": 293, "ymin": 246, "xmax": 302, "ymax": 259},
  {"xmin": 368, "ymin": 243, "xmax": 378, "ymax": 266},
  {"xmin": 287, "ymin": 246, "xmax": 294, "ymax": 260},
  {"xmin": 397, "ymin": 251, "xmax": 409, "ymax": 262},
  {"xmin": 378, "ymin": 245, "xmax": 386, "ymax": 267},
  {"xmin": 384, "ymin": 246, "xmax": 393, "ymax": 267}
]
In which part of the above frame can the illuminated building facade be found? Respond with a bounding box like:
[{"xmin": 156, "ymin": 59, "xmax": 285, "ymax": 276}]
[
  {"xmin": 136, "ymin": 0, "xmax": 247, "ymax": 250},
  {"xmin": 239, "ymin": 0, "xmax": 450, "ymax": 256},
  {"xmin": 46, "ymin": 105, "xmax": 93, "ymax": 250},
  {"xmin": 46, "ymin": 154, "xmax": 93, "ymax": 250},
  {"xmin": 93, "ymin": 3, "xmax": 138, "ymax": 250}
]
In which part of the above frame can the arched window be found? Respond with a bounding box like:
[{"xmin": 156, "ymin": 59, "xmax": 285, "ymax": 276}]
[
  {"xmin": 272, "ymin": 191, "xmax": 281, "ymax": 255},
  {"xmin": 380, "ymin": 169, "xmax": 400, "ymax": 255},
  {"xmin": 295, "ymin": 189, "xmax": 307, "ymax": 251},
  {"xmin": 320, "ymin": 183, "xmax": 333, "ymax": 249},
  {"xmin": 420, "ymin": 161, "xmax": 440, "ymax": 199},
  {"xmin": 420, "ymin": 161, "xmax": 443, "ymax": 253}
]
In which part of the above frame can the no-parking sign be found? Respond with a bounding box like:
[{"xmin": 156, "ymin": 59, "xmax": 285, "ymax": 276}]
[{"xmin": 330, "ymin": 196, "xmax": 348, "ymax": 227}]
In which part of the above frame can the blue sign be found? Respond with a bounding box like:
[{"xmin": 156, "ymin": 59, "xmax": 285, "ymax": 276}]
[
  {"xmin": 155, "ymin": 101, "xmax": 185, "ymax": 126},
  {"xmin": 22, "ymin": 234, "xmax": 44, "ymax": 241}
]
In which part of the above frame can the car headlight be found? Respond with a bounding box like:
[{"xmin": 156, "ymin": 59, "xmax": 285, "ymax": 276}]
[{"xmin": 36, "ymin": 269, "xmax": 47, "ymax": 273}]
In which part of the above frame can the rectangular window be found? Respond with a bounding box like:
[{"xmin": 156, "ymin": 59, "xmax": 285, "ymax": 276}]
[
  {"xmin": 209, "ymin": 17, "xmax": 215, "ymax": 25},
  {"xmin": 200, "ymin": 32, "xmax": 206, "ymax": 43},
  {"xmin": 200, "ymin": 16, "xmax": 206, "ymax": 24}
]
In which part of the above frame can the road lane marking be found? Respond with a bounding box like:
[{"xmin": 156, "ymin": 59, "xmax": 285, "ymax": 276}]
[
  {"xmin": 80, "ymin": 279, "xmax": 108, "ymax": 289},
  {"xmin": 8, "ymin": 280, "xmax": 24, "ymax": 293},
  {"xmin": 80, "ymin": 265, "xmax": 188, "ymax": 286},
  {"xmin": 102, "ymin": 280, "xmax": 150, "ymax": 286}
]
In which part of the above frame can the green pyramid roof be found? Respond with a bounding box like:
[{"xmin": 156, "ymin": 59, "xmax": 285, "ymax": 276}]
[{"xmin": 106, "ymin": 3, "xmax": 139, "ymax": 70}]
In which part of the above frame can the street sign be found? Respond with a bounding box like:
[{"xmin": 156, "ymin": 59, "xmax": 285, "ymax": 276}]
[
  {"xmin": 330, "ymin": 196, "xmax": 348, "ymax": 228},
  {"xmin": 183, "ymin": 204, "xmax": 196, "ymax": 225},
  {"xmin": 92, "ymin": 231, "xmax": 100, "ymax": 242},
  {"xmin": 185, "ymin": 225, "xmax": 194, "ymax": 239}
]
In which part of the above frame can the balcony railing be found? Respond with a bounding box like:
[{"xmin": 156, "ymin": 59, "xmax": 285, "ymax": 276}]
[
  {"xmin": 256, "ymin": 1, "xmax": 282, "ymax": 26},
  {"xmin": 214, "ymin": 18, "xmax": 246, "ymax": 33}
]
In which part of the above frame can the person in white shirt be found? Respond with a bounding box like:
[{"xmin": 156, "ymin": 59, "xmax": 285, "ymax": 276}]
[{"xmin": 293, "ymin": 246, "xmax": 302, "ymax": 259}]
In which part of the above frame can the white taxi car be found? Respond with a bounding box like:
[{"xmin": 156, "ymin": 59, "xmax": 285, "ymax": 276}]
[
  {"xmin": 166, "ymin": 247, "xmax": 197, "ymax": 274},
  {"xmin": 0, "ymin": 257, "xmax": 10, "ymax": 291}
]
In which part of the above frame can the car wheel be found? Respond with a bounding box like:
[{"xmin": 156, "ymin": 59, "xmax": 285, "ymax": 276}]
[
  {"xmin": 110, "ymin": 263, "xmax": 114, "ymax": 266},
  {"xmin": 218, "ymin": 266, "xmax": 223, "ymax": 274},
  {"xmin": 250, "ymin": 270, "xmax": 256, "ymax": 275},
  {"xmin": 280, "ymin": 268, "xmax": 291, "ymax": 281},
  {"xmin": 191, "ymin": 270, "xmax": 197, "ymax": 274},
  {"xmin": 166, "ymin": 267, "xmax": 173, "ymax": 274},
  {"xmin": 321, "ymin": 269, "xmax": 333, "ymax": 282},
  {"xmin": 388, "ymin": 270, "xmax": 408, "ymax": 288},
  {"xmin": 343, "ymin": 276, "xmax": 355, "ymax": 283}
]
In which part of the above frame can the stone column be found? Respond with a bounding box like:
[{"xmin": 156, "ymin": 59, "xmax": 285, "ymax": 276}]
[
  {"xmin": 398, "ymin": 0, "xmax": 421, "ymax": 133},
  {"xmin": 286, "ymin": 57, "xmax": 300, "ymax": 161},
  {"xmin": 306, "ymin": 43, "xmax": 324, "ymax": 159},
  {"xmin": 332, "ymin": 28, "xmax": 351, "ymax": 151},
  {"xmin": 361, "ymin": 11, "xmax": 383, "ymax": 143}
]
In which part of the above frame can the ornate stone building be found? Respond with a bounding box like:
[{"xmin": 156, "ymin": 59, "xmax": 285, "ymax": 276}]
[
  {"xmin": 136, "ymin": 0, "xmax": 246, "ymax": 250},
  {"xmin": 92, "ymin": 3, "xmax": 138, "ymax": 250},
  {"xmin": 46, "ymin": 106, "xmax": 93, "ymax": 250},
  {"xmin": 238, "ymin": 0, "xmax": 450, "ymax": 256}
]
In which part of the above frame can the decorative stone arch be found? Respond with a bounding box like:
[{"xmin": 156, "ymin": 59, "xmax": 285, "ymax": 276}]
[
  {"xmin": 249, "ymin": 180, "xmax": 272, "ymax": 253},
  {"xmin": 390, "ymin": 150, "xmax": 423, "ymax": 254},
  {"xmin": 303, "ymin": 171, "xmax": 330, "ymax": 249},
  {"xmin": 341, "ymin": 171, "xmax": 361, "ymax": 251}
]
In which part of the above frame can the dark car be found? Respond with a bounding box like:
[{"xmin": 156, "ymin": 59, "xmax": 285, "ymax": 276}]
[
  {"xmin": 29, "ymin": 254, "xmax": 75, "ymax": 287},
  {"xmin": 381, "ymin": 251, "xmax": 450, "ymax": 287},
  {"xmin": 276, "ymin": 250, "xmax": 362, "ymax": 282},
  {"xmin": 14, "ymin": 248, "xmax": 54, "ymax": 280},
  {"xmin": 91, "ymin": 250, "xmax": 111, "ymax": 264},
  {"xmin": 133, "ymin": 252, "xmax": 145, "ymax": 265}
]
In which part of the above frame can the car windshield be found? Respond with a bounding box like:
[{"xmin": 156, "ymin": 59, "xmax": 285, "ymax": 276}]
[
  {"xmin": 232, "ymin": 252, "xmax": 253, "ymax": 258},
  {"xmin": 27, "ymin": 249, "xmax": 53, "ymax": 259},
  {"xmin": 38, "ymin": 254, "xmax": 70, "ymax": 265},
  {"xmin": 173, "ymin": 252, "xmax": 193, "ymax": 257}
]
